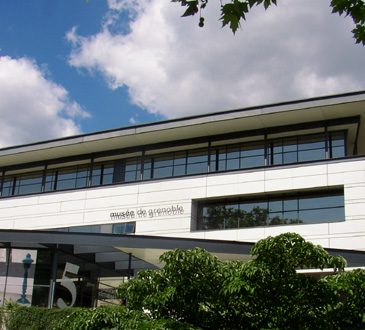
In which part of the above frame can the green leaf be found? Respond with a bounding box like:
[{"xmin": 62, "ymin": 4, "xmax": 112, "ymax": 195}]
[
  {"xmin": 353, "ymin": 24, "xmax": 365, "ymax": 45},
  {"xmin": 220, "ymin": 1, "xmax": 249, "ymax": 33},
  {"xmin": 181, "ymin": 1, "xmax": 199, "ymax": 17}
]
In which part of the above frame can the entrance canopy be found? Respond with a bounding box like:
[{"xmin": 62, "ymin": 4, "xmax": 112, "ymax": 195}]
[
  {"xmin": 1, "ymin": 230, "xmax": 365, "ymax": 277},
  {"xmin": 0, "ymin": 230, "xmax": 255, "ymax": 277}
]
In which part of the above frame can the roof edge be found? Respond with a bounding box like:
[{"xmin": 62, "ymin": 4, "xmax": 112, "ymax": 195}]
[{"xmin": 1, "ymin": 90, "xmax": 365, "ymax": 153}]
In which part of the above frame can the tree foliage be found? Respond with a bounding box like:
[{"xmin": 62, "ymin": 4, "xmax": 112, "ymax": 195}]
[
  {"xmin": 117, "ymin": 232, "xmax": 365, "ymax": 329},
  {"xmin": 172, "ymin": 0, "xmax": 365, "ymax": 45}
]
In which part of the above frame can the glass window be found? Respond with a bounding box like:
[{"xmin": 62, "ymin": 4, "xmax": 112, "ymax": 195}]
[
  {"xmin": 240, "ymin": 142, "xmax": 265, "ymax": 169},
  {"xmin": 269, "ymin": 200, "xmax": 282, "ymax": 212},
  {"xmin": 282, "ymin": 151, "xmax": 297, "ymax": 164},
  {"xmin": 69, "ymin": 225, "xmax": 100, "ymax": 233},
  {"xmin": 1, "ymin": 177, "xmax": 15, "ymax": 197},
  {"xmin": 16, "ymin": 172, "xmax": 43, "ymax": 195},
  {"xmin": 1, "ymin": 172, "xmax": 44, "ymax": 196},
  {"xmin": 174, "ymin": 152, "xmax": 186, "ymax": 166},
  {"xmin": 91, "ymin": 166, "xmax": 102, "ymax": 186},
  {"xmin": 226, "ymin": 146, "xmax": 240, "ymax": 160},
  {"xmin": 125, "ymin": 222, "xmax": 136, "ymax": 233},
  {"xmin": 154, "ymin": 155, "xmax": 173, "ymax": 168},
  {"xmin": 91, "ymin": 163, "xmax": 114, "ymax": 186},
  {"xmin": 153, "ymin": 166, "xmax": 173, "ymax": 179},
  {"xmin": 227, "ymin": 158, "xmax": 239, "ymax": 170},
  {"xmin": 142, "ymin": 158, "xmax": 152, "ymax": 180},
  {"xmin": 268, "ymin": 133, "xmax": 333, "ymax": 165},
  {"xmin": 44, "ymin": 172, "xmax": 56, "ymax": 192},
  {"xmin": 125, "ymin": 158, "xmax": 141, "ymax": 182},
  {"xmin": 241, "ymin": 155, "xmax": 264, "ymax": 169},
  {"xmin": 298, "ymin": 149, "xmax": 325, "ymax": 162},
  {"xmin": 224, "ymin": 204, "xmax": 239, "ymax": 229},
  {"xmin": 196, "ymin": 189, "xmax": 344, "ymax": 231},
  {"xmin": 240, "ymin": 201, "xmax": 268, "ymax": 227},
  {"xmin": 298, "ymin": 135, "xmax": 325, "ymax": 151},
  {"xmin": 172, "ymin": 152, "xmax": 187, "ymax": 176},
  {"xmin": 299, "ymin": 207, "xmax": 344, "ymax": 224},
  {"xmin": 187, "ymin": 149, "xmax": 208, "ymax": 174},
  {"xmin": 153, "ymin": 154, "xmax": 174, "ymax": 179},
  {"xmin": 283, "ymin": 211, "xmax": 299, "ymax": 224},
  {"xmin": 173, "ymin": 165, "xmax": 186, "ymax": 176},
  {"xmin": 299, "ymin": 194, "xmax": 343, "ymax": 210},
  {"xmin": 0, "ymin": 130, "xmax": 348, "ymax": 199},
  {"xmin": 329, "ymin": 132, "xmax": 346, "ymax": 158},
  {"xmin": 283, "ymin": 139, "xmax": 297, "ymax": 152},
  {"xmin": 112, "ymin": 222, "xmax": 136, "ymax": 234},
  {"xmin": 44, "ymin": 165, "xmax": 91, "ymax": 191}
]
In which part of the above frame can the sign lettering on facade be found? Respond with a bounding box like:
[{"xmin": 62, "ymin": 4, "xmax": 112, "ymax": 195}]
[{"xmin": 110, "ymin": 205, "xmax": 184, "ymax": 220}]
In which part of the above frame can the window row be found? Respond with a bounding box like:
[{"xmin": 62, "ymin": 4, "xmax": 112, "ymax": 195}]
[
  {"xmin": 196, "ymin": 189, "xmax": 345, "ymax": 230},
  {"xmin": 50, "ymin": 221, "xmax": 136, "ymax": 235},
  {"xmin": 0, "ymin": 131, "xmax": 346, "ymax": 197}
]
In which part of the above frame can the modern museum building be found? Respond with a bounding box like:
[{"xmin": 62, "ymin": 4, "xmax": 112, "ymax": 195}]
[{"xmin": 1, "ymin": 91, "xmax": 365, "ymax": 308}]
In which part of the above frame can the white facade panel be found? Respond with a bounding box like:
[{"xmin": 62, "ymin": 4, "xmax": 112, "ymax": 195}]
[
  {"xmin": 110, "ymin": 194, "xmax": 139, "ymax": 208},
  {"xmin": 237, "ymin": 227, "xmax": 266, "ymax": 242},
  {"xmin": 0, "ymin": 159, "xmax": 364, "ymax": 244},
  {"xmin": 345, "ymin": 184, "xmax": 365, "ymax": 200}
]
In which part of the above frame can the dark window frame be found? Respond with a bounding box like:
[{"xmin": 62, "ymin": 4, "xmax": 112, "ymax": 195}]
[
  {"xmin": 0, "ymin": 125, "xmax": 350, "ymax": 198},
  {"xmin": 196, "ymin": 188, "xmax": 345, "ymax": 231}
]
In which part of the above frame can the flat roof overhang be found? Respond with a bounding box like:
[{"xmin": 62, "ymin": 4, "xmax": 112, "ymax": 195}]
[
  {"xmin": 1, "ymin": 230, "xmax": 365, "ymax": 277},
  {"xmin": 0, "ymin": 230, "xmax": 254, "ymax": 277},
  {"xmin": 1, "ymin": 91, "xmax": 365, "ymax": 168}
]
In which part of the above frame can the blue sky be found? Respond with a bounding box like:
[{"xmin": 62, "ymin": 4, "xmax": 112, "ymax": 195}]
[
  {"xmin": 0, "ymin": 1, "xmax": 163, "ymax": 141},
  {"xmin": 0, "ymin": 0, "xmax": 364, "ymax": 148}
]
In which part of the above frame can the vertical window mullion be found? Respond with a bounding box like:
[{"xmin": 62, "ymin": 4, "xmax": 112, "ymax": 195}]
[
  {"xmin": 207, "ymin": 141, "xmax": 211, "ymax": 172},
  {"xmin": 11, "ymin": 177, "xmax": 17, "ymax": 196},
  {"xmin": 54, "ymin": 171, "xmax": 58, "ymax": 191},
  {"xmin": 264, "ymin": 132, "xmax": 268, "ymax": 166},
  {"xmin": 41, "ymin": 163, "xmax": 47, "ymax": 193},
  {"xmin": 172, "ymin": 152, "xmax": 176, "ymax": 177},
  {"xmin": 223, "ymin": 205, "xmax": 226, "ymax": 230},
  {"xmin": 238, "ymin": 202, "xmax": 241, "ymax": 229},
  {"xmin": 100, "ymin": 164, "xmax": 105, "ymax": 185},
  {"xmin": 0, "ymin": 168, "xmax": 4, "ymax": 197},
  {"xmin": 325, "ymin": 125, "xmax": 329, "ymax": 159},
  {"xmin": 296, "ymin": 136, "xmax": 299, "ymax": 163},
  {"xmin": 140, "ymin": 150, "xmax": 145, "ymax": 180},
  {"xmin": 184, "ymin": 150, "xmax": 188, "ymax": 175},
  {"xmin": 215, "ymin": 149, "xmax": 219, "ymax": 171},
  {"xmin": 329, "ymin": 134, "xmax": 333, "ymax": 159},
  {"xmin": 224, "ymin": 145, "xmax": 228, "ymax": 171},
  {"xmin": 88, "ymin": 157, "xmax": 94, "ymax": 187},
  {"xmin": 150, "ymin": 158, "xmax": 155, "ymax": 179}
]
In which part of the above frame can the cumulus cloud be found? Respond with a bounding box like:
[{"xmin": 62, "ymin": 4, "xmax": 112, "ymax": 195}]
[
  {"xmin": 67, "ymin": 0, "xmax": 365, "ymax": 118},
  {"xmin": 0, "ymin": 56, "xmax": 90, "ymax": 148}
]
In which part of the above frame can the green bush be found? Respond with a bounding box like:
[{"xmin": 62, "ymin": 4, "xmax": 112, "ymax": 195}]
[
  {"xmin": 3, "ymin": 303, "xmax": 71, "ymax": 330},
  {"xmin": 53, "ymin": 306, "xmax": 199, "ymax": 330},
  {"xmin": 2, "ymin": 303, "xmax": 198, "ymax": 330}
]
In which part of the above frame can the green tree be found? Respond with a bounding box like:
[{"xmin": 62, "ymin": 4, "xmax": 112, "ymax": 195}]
[
  {"xmin": 172, "ymin": 0, "xmax": 365, "ymax": 45},
  {"xmin": 117, "ymin": 232, "xmax": 365, "ymax": 329}
]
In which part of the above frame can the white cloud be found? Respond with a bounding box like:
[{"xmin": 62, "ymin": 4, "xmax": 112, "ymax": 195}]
[
  {"xmin": 293, "ymin": 69, "xmax": 361, "ymax": 98},
  {"xmin": 0, "ymin": 56, "xmax": 90, "ymax": 148},
  {"xmin": 67, "ymin": 0, "xmax": 365, "ymax": 119}
]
